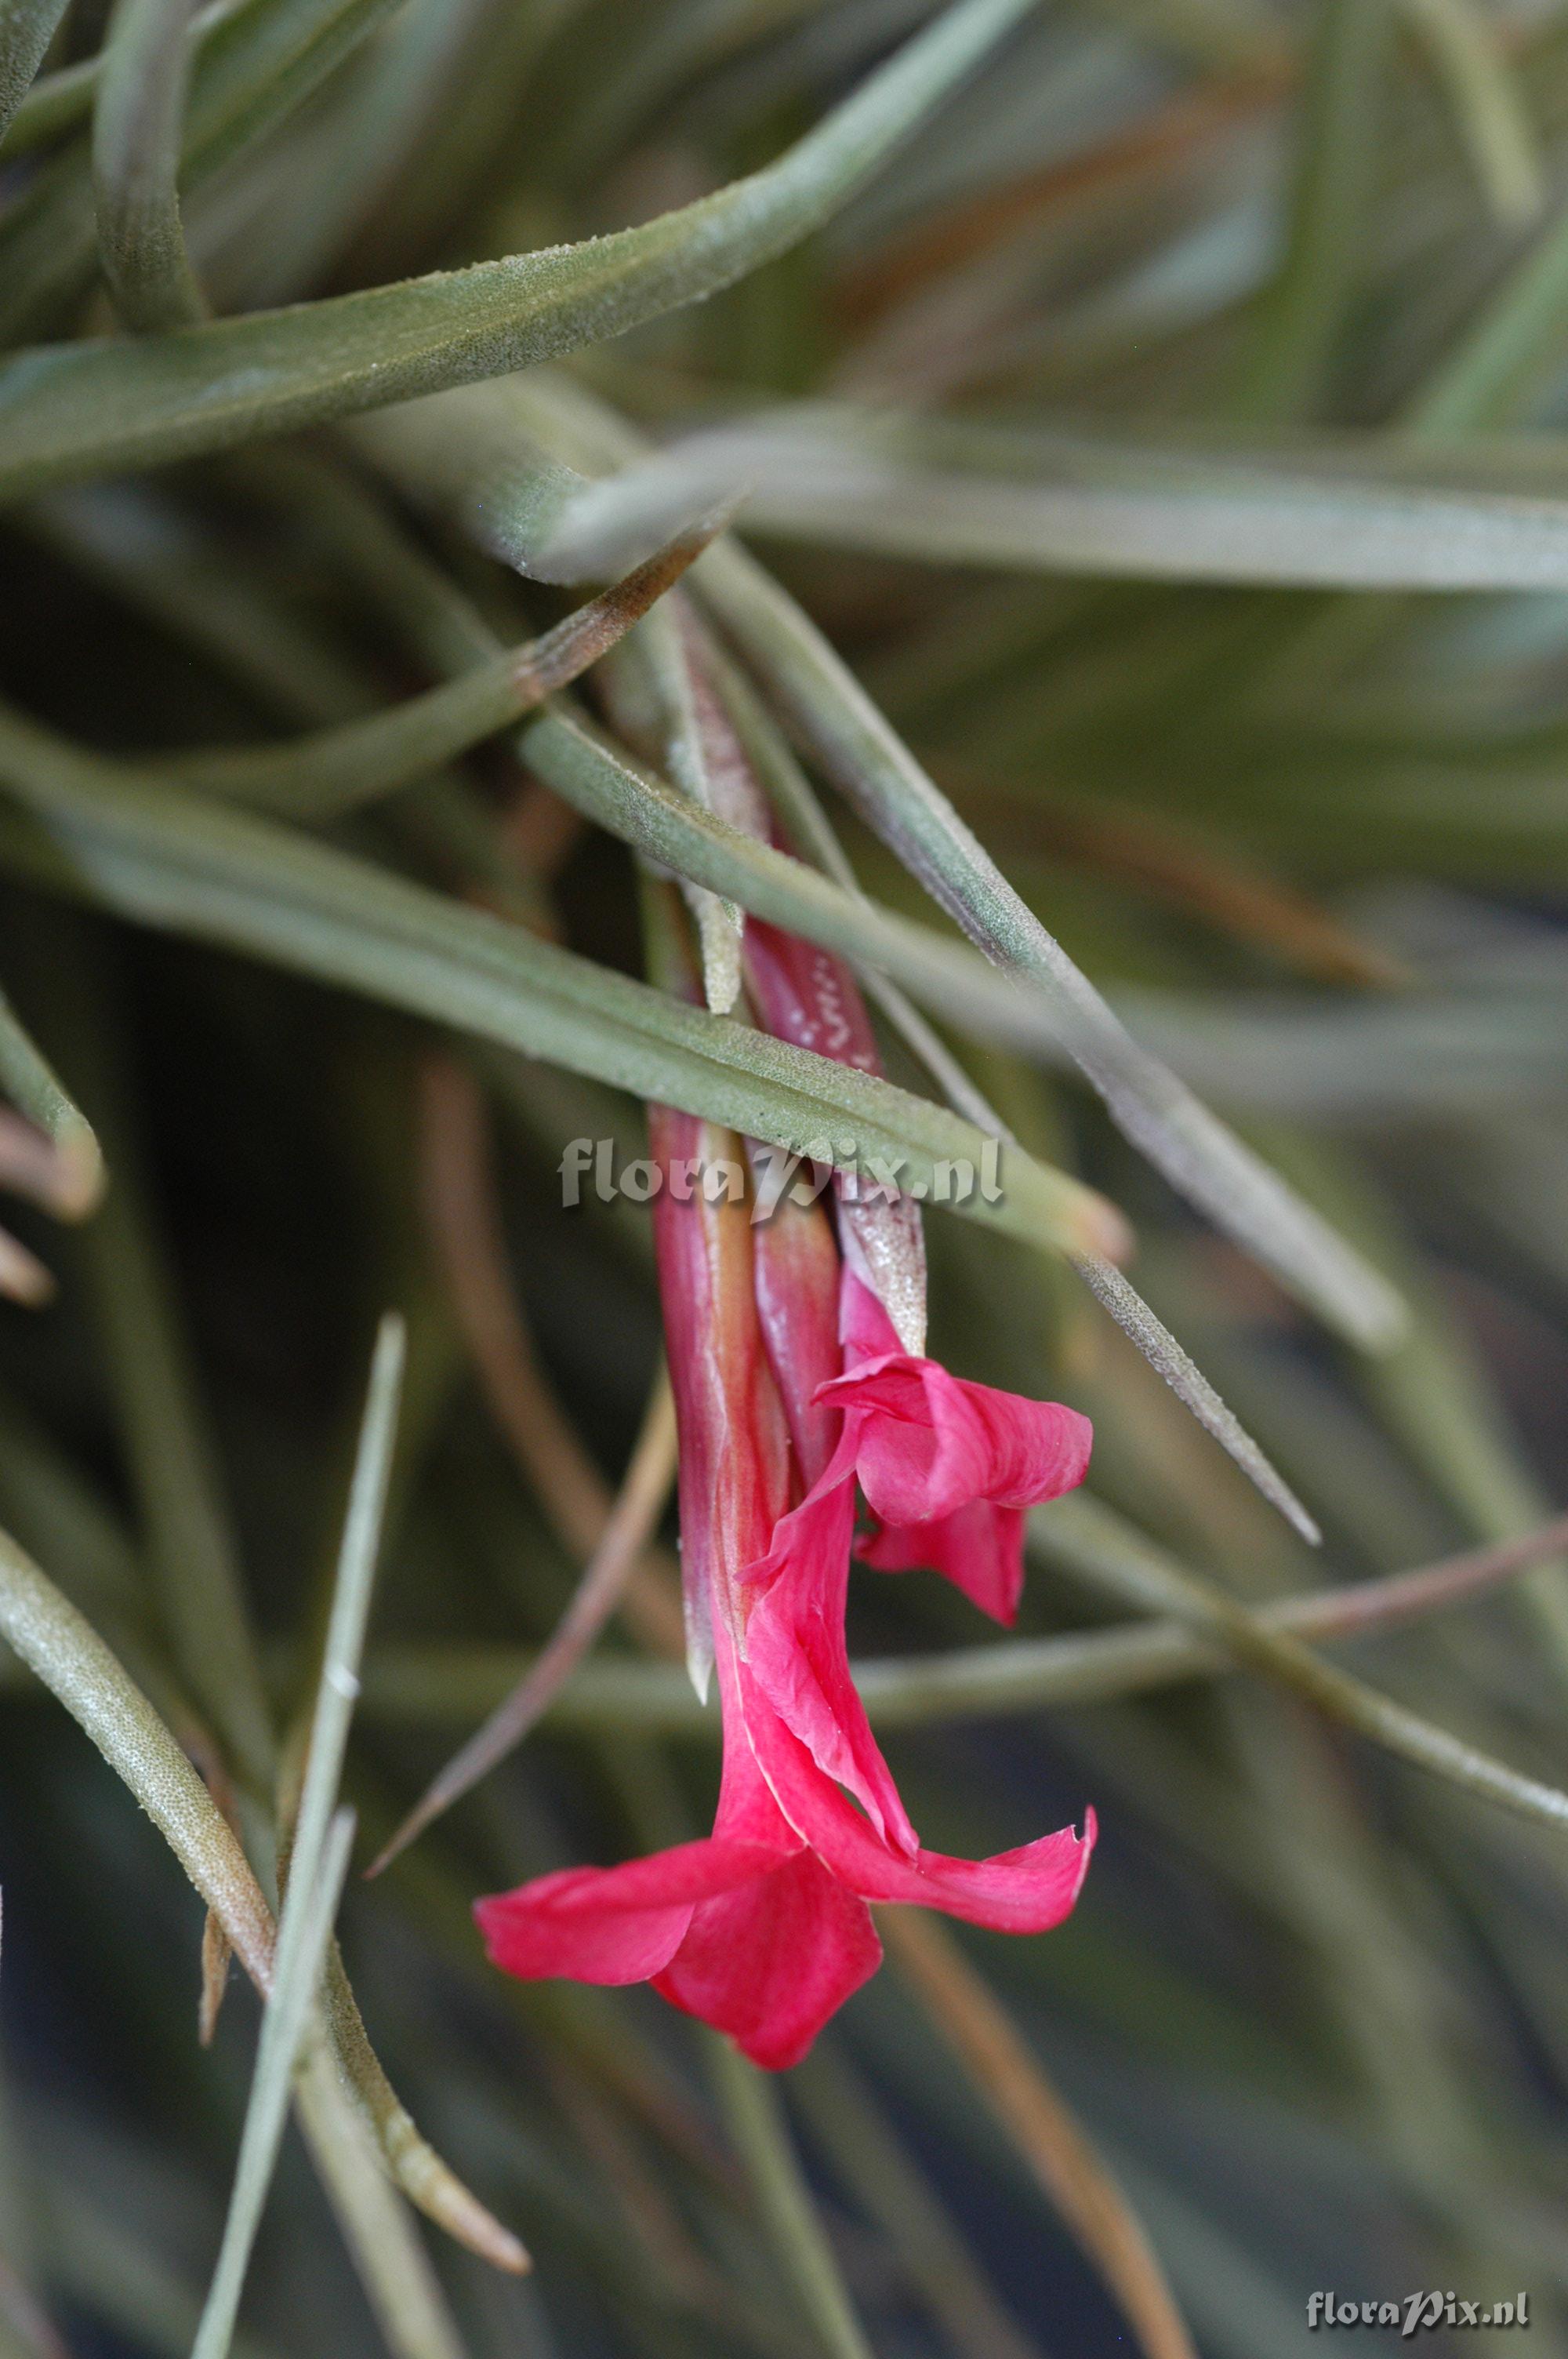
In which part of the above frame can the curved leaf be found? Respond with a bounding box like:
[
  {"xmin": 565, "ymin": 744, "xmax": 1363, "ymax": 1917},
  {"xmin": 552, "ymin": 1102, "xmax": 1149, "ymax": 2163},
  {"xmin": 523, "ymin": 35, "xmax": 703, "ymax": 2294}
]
[
  {"xmin": 507, "ymin": 406, "xmax": 1568, "ymax": 598},
  {"xmin": 175, "ymin": 518, "xmax": 723, "ymax": 815},
  {"xmin": 93, "ymin": 0, "xmax": 207, "ymax": 329},
  {"xmin": 0, "ymin": 0, "xmax": 1037, "ymax": 498}
]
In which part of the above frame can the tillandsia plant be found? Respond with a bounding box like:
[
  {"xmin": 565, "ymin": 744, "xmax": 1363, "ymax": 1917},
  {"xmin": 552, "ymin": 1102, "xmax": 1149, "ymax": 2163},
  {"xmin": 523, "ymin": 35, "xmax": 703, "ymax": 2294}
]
[{"xmin": 13, "ymin": 1, "xmax": 1568, "ymax": 2357}]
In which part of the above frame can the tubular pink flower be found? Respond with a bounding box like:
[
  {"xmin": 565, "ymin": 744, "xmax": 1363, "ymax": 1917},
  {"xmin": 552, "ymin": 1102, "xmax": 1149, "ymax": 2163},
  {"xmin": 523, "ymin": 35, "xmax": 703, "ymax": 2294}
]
[{"xmin": 476, "ymin": 1102, "xmax": 1094, "ymax": 2068}]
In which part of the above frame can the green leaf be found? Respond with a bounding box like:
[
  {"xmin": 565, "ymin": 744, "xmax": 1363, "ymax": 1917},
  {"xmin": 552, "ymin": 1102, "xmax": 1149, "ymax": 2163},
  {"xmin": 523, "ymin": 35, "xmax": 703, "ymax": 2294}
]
[
  {"xmin": 357, "ymin": 1508, "xmax": 1568, "ymax": 1735},
  {"xmin": 0, "ymin": 1515, "xmax": 279, "ymax": 1965},
  {"xmin": 216, "ymin": 444, "xmax": 1320, "ymax": 1536},
  {"xmin": 0, "ymin": 0, "xmax": 70, "ymax": 143},
  {"xmin": 1410, "ymin": 191, "xmax": 1568, "ymax": 434},
  {"xmin": 701, "ymin": 547, "xmax": 1405, "ymax": 1351},
  {"xmin": 1397, "ymin": 0, "xmax": 1543, "ymax": 230},
  {"xmin": 0, "ymin": 1496, "xmax": 521, "ymax": 2276},
  {"xmin": 0, "ymin": 0, "xmax": 407, "ymax": 346},
  {"xmin": 290, "ymin": 2042, "xmax": 477, "ymax": 2359},
  {"xmin": 0, "ymin": 700, "xmax": 1125, "ymax": 1267},
  {"xmin": 193, "ymin": 1318, "xmax": 419, "ymax": 2359},
  {"xmin": 193, "ymin": 1811, "xmax": 358, "ymax": 2359},
  {"xmin": 173, "ymin": 518, "xmax": 724, "ymax": 816},
  {"xmin": 1233, "ymin": 0, "xmax": 1395, "ymax": 423},
  {"xmin": 93, "ymin": 0, "xmax": 207, "ymax": 330},
  {"xmin": 45, "ymin": 921, "xmax": 278, "ymax": 1797},
  {"xmin": 0, "ymin": 981, "xmax": 103, "ymax": 1214},
  {"xmin": 680, "ymin": 631, "xmax": 1319, "ymax": 1536},
  {"xmin": 501, "ymin": 405, "xmax": 1568, "ymax": 598},
  {"xmin": 517, "ymin": 700, "xmax": 1206, "ymax": 1085},
  {"xmin": 0, "ymin": 0, "xmax": 238, "ymax": 158},
  {"xmin": 0, "ymin": 0, "xmax": 1037, "ymax": 497},
  {"xmin": 1040, "ymin": 1493, "xmax": 1568, "ymax": 1838},
  {"xmin": 706, "ymin": 2036, "xmax": 875, "ymax": 2359}
]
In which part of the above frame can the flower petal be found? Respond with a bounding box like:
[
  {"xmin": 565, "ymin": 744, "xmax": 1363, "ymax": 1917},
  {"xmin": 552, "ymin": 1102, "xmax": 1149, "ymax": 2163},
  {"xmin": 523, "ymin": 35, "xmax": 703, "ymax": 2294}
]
[
  {"xmin": 749, "ymin": 1700, "xmax": 1096, "ymax": 1936},
  {"xmin": 654, "ymin": 1848, "xmax": 882, "ymax": 2069},
  {"xmin": 825, "ymin": 1355, "xmax": 1091, "ymax": 1522},
  {"xmin": 743, "ymin": 1478, "xmax": 920, "ymax": 1856},
  {"xmin": 823, "ymin": 1272, "xmax": 1092, "ymax": 1619},
  {"xmin": 474, "ymin": 1834, "xmax": 791, "ymax": 1986},
  {"xmin": 857, "ymin": 1498, "xmax": 1028, "ymax": 1625}
]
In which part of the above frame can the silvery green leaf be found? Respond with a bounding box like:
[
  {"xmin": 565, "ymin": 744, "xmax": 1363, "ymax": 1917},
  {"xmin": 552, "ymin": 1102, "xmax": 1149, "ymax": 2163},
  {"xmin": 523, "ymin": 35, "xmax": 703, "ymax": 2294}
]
[{"xmin": 0, "ymin": 0, "xmax": 1038, "ymax": 498}]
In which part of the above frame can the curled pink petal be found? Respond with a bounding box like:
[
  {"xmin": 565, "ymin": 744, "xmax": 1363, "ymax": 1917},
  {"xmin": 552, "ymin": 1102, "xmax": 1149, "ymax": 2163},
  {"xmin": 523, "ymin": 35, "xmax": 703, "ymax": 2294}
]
[
  {"xmin": 654, "ymin": 1848, "xmax": 883, "ymax": 2070},
  {"xmin": 822, "ymin": 1354, "xmax": 1093, "ymax": 1525},
  {"xmin": 743, "ymin": 1478, "xmax": 920, "ymax": 1856},
  {"xmin": 474, "ymin": 1834, "xmax": 794, "ymax": 1986},
  {"xmin": 857, "ymin": 1498, "xmax": 1029, "ymax": 1625},
  {"xmin": 747, "ymin": 1696, "xmax": 1096, "ymax": 1935},
  {"xmin": 824, "ymin": 1272, "xmax": 1092, "ymax": 1623}
]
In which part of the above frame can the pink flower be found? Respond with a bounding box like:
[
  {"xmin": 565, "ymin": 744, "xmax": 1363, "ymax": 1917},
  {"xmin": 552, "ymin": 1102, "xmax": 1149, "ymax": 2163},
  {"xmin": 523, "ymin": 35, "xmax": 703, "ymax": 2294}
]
[{"xmin": 476, "ymin": 1085, "xmax": 1095, "ymax": 2068}]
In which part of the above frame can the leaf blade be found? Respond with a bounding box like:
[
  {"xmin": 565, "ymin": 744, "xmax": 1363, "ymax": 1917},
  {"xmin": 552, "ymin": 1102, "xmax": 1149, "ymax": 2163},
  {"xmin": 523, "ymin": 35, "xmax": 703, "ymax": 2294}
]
[{"xmin": 0, "ymin": 0, "xmax": 1038, "ymax": 498}]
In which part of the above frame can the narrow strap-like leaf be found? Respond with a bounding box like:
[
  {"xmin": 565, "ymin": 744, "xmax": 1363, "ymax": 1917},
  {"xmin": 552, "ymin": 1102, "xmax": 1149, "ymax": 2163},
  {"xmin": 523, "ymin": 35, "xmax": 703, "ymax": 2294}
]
[
  {"xmin": 1, "ymin": 0, "xmax": 239, "ymax": 158},
  {"xmin": 0, "ymin": 0, "xmax": 407, "ymax": 348},
  {"xmin": 1397, "ymin": 0, "xmax": 1541, "ymax": 230},
  {"xmin": 192, "ymin": 1810, "xmax": 358, "ymax": 2359},
  {"xmin": 518, "ymin": 407, "xmax": 1568, "ymax": 597},
  {"xmin": 883, "ymin": 1911, "xmax": 1199, "ymax": 2359},
  {"xmin": 706, "ymin": 2037, "xmax": 876, "ymax": 2359},
  {"xmin": 357, "ymin": 1509, "xmax": 1568, "ymax": 1736},
  {"xmin": 1233, "ymin": 0, "xmax": 1395, "ymax": 423},
  {"xmin": 0, "ymin": 1512, "xmax": 524, "ymax": 2270},
  {"xmin": 368, "ymin": 1367, "xmax": 675, "ymax": 1874},
  {"xmin": 1041, "ymin": 1493, "xmax": 1568, "ymax": 1835},
  {"xmin": 93, "ymin": 0, "xmax": 207, "ymax": 330},
  {"xmin": 0, "ymin": 0, "xmax": 1036, "ymax": 497},
  {"xmin": 0, "ymin": 1516, "xmax": 277, "ymax": 1972},
  {"xmin": 42, "ymin": 922, "xmax": 278, "ymax": 1795},
  {"xmin": 192, "ymin": 1318, "xmax": 452, "ymax": 2359},
  {"xmin": 699, "ymin": 536, "xmax": 1406, "ymax": 1349},
  {"xmin": 0, "ymin": 0, "xmax": 69, "ymax": 143},
  {"xmin": 521, "ymin": 702, "xmax": 1208, "ymax": 1083},
  {"xmin": 291, "ymin": 2038, "xmax": 477, "ymax": 2359},
  {"xmin": 0, "ymin": 983, "xmax": 103, "ymax": 1215},
  {"xmin": 172, "ymin": 518, "xmax": 723, "ymax": 816}
]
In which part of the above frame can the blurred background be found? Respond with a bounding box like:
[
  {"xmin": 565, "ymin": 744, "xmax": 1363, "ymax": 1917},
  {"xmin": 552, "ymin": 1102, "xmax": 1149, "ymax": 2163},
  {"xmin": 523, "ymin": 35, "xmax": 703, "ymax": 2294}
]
[{"xmin": 6, "ymin": 2, "xmax": 1568, "ymax": 2355}]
